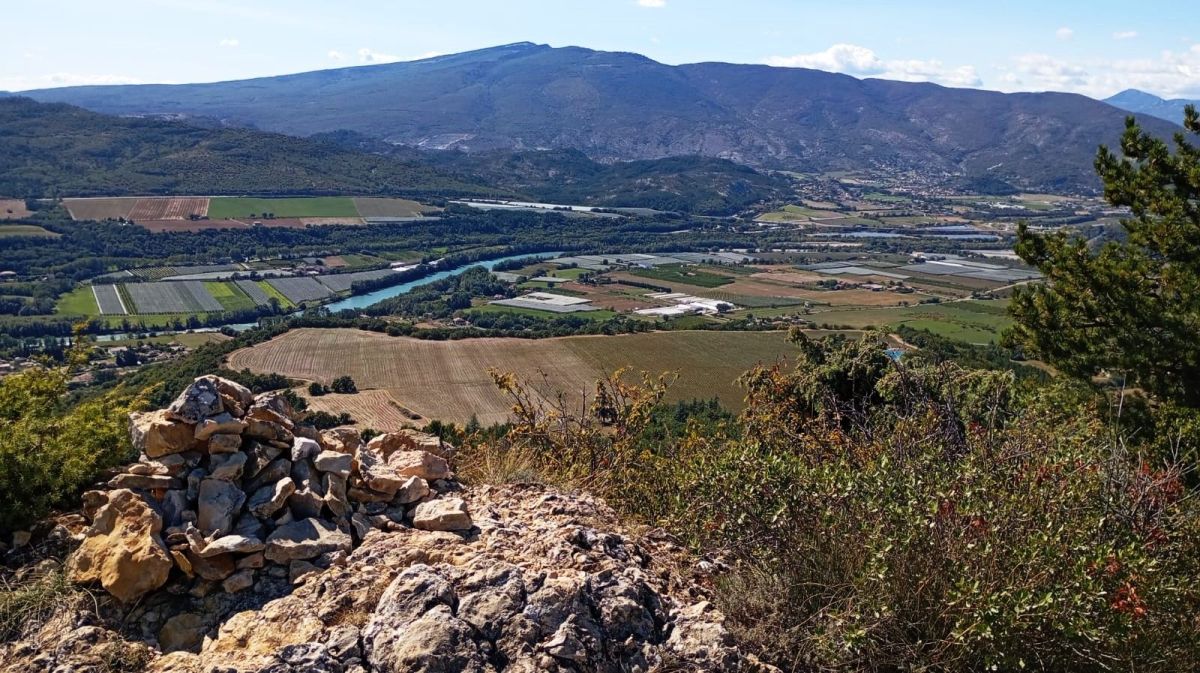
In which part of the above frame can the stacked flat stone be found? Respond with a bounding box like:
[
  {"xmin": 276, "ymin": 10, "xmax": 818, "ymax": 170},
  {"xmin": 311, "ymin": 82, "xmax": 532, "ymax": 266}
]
[{"xmin": 68, "ymin": 375, "xmax": 472, "ymax": 604}]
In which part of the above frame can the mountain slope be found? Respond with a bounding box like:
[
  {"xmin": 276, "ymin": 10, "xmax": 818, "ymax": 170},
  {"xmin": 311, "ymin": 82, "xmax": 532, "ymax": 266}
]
[
  {"xmin": 0, "ymin": 97, "xmax": 496, "ymax": 198},
  {"xmin": 317, "ymin": 131, "xmax": 790, "ymax": 214},
  {"xmin": 1105, "ymin": 89, "xmax": 1197, "ymax": 123},
  {"xmin": 19, "ymin": 43, "xmax": 1182, "ymax": 193}
]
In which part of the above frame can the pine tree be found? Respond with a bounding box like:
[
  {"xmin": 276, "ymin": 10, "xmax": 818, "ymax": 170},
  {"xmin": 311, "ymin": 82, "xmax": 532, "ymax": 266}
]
[{"xmin": 1007, "ymin": 106, "xmax": 1200, "ymax": 407}]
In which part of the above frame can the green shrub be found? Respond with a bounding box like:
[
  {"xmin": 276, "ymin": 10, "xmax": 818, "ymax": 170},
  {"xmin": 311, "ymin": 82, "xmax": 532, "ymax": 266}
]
[
  {"xmin": 0, "ymin": 360, "xmax": 137, "ymax": 533},
  {"xmin": 482, "ymin": 333, "xmax": 1200, "ymax": 671}
]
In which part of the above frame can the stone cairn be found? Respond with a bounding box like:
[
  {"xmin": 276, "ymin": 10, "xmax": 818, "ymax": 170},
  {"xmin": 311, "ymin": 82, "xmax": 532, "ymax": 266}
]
[{"xmin": 67, "ymin": 375, "xmax": 472, "ymax": 604}]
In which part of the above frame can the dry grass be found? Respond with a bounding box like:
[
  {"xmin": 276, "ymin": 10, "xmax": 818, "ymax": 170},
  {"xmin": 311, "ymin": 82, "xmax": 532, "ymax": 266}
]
[
  {"xmin": 227, "ymin": 328, "xmax": 796, "ymax": 425},
  {"xmin": 352, "ymin": 197, "xmax": 432, "ymax": 218},
  {"xmin": 301, "ymin": 388, "xmax": 421, "ymax": 431}
]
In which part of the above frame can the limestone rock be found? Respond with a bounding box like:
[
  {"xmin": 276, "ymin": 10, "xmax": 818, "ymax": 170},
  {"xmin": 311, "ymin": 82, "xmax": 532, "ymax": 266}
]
[
  {"xmin": 320, "ymin": 427, "xmax": 361, "ymax": 454},
  {"xmin": 265, "ymin": 518, "xmax": 352, "ymax": 563},
  {"xmin": 358, "ymin": 448, "xmax": 451, "ymax": 495},
  {"xmin": 313, "ymin": 450, "xmax": 352, "ymax": 477},
  {"xmin": 108, "ymin": 473, "xmax": 179, "ymax": 491},
  {"xmin": 129, "ymin": 409, "xmax": 196, "ymax": 458},
  {"xmin": 197, "ymin": 478, "xmax": 246, "ymax": 535},
  {"xmin": 197, "ymin": 534, "xmax": 264, "ymax": 557},
  {"xmin": 67, "ymin": 489, "xmax": 172, "ymax": 603},
  {"xmin": 412, "ymin": 498, "xmax": 472, "ymax": 532},
  {"xmin": 159, "ymin": 612, "xmax": 208, "ymax": 653},
  {"xmin": 222, "ymin": 568, "xmax": 255, "ymax": 593},
  {"xmin": 208, "ymin": 451, "xmax": 247, "ymax": 481},
  {"xmin": 207, "ymin": 432, "xmax": 243, "ymax": 454},
  {"xmin": 292, "ymin": 436, "xmax": 321, "ymax": 462},
  {"xmin": 393, "ymin": 476, "xmax": 430, "ymax": 505},
  {"xmin": 248, "ymin": 477, "xmax": 296, "ymax": 518},
  {"xmin": 167, "ymin": 377, "xmax": 224, "ymax": 424},
  {"xmin": 202, "ymin": 374, "xmax": 254, "ymax": 411},
  {"xmin": 194, "ymin": 412, "xmax": 247, "ymax": 441}
]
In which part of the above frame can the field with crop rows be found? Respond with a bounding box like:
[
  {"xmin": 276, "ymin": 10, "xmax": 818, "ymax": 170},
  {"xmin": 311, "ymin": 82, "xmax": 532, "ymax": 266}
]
[
  {"xmin": 316, "ymin": 269, "xmax": 397, "ymax": 293},
  {"xmin": 235, "ymin": 280, "xmax": 272, "ymax": 306},
  {"xmin": 203, "ymin": 281, "xmax": 256, "ymax": 311},
  {"xmin": 265, "ymin": 277, "xmax": 335, "ymax": 304},
  {"xmin": 92, "ymin": 284, "xmax": 127, "ymax": 315},
  {"xmin": 300, "ymin": 389, "xmax": 421, "ymax": 431},
  {"xmin": 227, "ymin": 328, "xmax": 796, "ymax": 425}
]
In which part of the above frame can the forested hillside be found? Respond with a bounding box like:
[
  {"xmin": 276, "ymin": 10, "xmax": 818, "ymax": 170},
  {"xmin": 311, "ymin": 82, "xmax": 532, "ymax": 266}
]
[{"xmin": 0, "ymin": 98, "xmax": 495, "ymax": 198}]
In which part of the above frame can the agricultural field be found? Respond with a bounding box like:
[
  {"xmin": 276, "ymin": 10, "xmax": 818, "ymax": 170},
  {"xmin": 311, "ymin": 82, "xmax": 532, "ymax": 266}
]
[
  {"xmin": 56, "ymin": 286, "xmax": 100, "ymax": 316},
  {"xmin": 62, "ymin": 197, "xmax": 139, "ymax": 220},
  {"xmin": 264, "ymin": 277, "xmax": 334, "ymax": 304},
  {"xmin": 300, "ymin": 389, "xmax": 422, "ymax": 432},
  {"xmin": 202, "ymin": 281, "xmax": 256, "ymax": 311},
  {"xmin": 93, "ymin": 284, "xmax": 127, "ymax": 315},
  {"xmin": 128, "ymin": 197, "xmax": 209, "ymax": 220},
  {"xmin": 316, "ymin": 269, "xmax": 397, "ymax": 293},
  {"xmin": 351, "ymin": 197, "xmax": 432, "ymax": 218},
  {"xmin": 0, "ymin": 224, "xmax": 57, "ymax": 238},
  {"xmin": 0, "ymin": 199, "xmax": 32, "ymax": 219},
  {"xmin": 207, "ymin": 197, "xmax": 359, "ymax": 219},
  {"xmin": 629, "ymin": 264, "xmax": 735, "ymax": 288},
  {"xmin": 808, "ymin": 299, "xmax": 1012, "ymax": 344},
  {"xmin": 227, "ymin": 328, "xmax": 798, "ymax": 425},
  {"xmin": 124, "ymin": 281, "xmax": 223, "ymax": 314},
  {"xmin": 234, "ymin": 280, "xmax": 273, "ymax": 307}
]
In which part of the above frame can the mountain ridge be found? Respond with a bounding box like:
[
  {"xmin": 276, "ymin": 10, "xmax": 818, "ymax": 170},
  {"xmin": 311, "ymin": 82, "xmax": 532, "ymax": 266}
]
[
  {"xmin": 18, "ymin": 42, "xmax": 1183, "ymax": 193},
  {"xmin": 1105, "ymin": 88, "xmax": 1199, "ymax": 123}
]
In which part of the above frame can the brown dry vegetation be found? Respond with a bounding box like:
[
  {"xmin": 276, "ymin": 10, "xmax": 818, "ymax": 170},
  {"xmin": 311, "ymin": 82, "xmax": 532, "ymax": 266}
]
[
  {"xmin": 62, "ymin": 197, "xmax": 138, "ymax": 220},
  {"xmin": 227, "ymin": 328, "xmax": 795, "ymax": 425}
]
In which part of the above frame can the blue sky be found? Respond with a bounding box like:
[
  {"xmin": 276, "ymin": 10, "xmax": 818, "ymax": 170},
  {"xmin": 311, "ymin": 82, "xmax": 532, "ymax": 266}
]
[{"xmin": 3, "ymin": 0, "xmax": 1198, "ymax": 98}]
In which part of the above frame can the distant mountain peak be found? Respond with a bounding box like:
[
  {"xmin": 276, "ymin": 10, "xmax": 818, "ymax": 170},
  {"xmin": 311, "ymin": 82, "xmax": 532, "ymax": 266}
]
[{"xmin": 1105, "ymin": 88, "xmax": 1196, "ymax": 123}]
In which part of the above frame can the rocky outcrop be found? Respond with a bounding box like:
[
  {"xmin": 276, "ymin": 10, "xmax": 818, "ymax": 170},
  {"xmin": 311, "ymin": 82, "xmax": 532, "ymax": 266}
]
[
  {"xmin": 1, "ymin": 375, "xmax": 774, "ymax": 673},
  {"xmin": 66, "ymin": 488, "xmax": 173, "ymax": 603}
]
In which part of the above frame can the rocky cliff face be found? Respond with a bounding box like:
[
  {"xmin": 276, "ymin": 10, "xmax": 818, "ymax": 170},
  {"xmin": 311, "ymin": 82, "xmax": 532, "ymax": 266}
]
[{"xmin": 0, "ymin": 376, "xmax": 772, "ymax": 672}]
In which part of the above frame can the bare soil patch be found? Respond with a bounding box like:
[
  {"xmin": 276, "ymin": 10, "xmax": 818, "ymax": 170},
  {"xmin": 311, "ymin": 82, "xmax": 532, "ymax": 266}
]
[
  {"xmin": 0, "ymin": 199, "xmax": 32, "ymax": 220},
  {"xmin": 63, "ymin": 197, "xmax": 139, "ymax": 220}
]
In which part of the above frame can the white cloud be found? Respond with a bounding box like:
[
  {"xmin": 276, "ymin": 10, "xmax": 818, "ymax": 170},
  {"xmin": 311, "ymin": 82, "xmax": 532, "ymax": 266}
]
[
  {"xmin": 637, "ymin": 0, "xmax": 666, "ymax": 7},
  {"xmin": 1113, "ymin": 31, "xmax": 1138, "ymax": 40},
  {"xmin": 2, "ymin": 72, "xmax": 146, "ymax": 92},
  {"xmin": 327, "ymin": 50, "xmax": 346, "ymax": 61},
  {"xmin": 765, "ymin": 43, "xmax": 982, "ymax": 88},
  {"xmin": 358, "ymin": 47, "xmax": 399, "ymax": 63},
  {"xmin": 356, "ymin": 48, "xmax": 444, "ymax": 65},
  {"xmin": 1056, "ymin": 27, "xmax": 1074, "ymax": 41},
  {"xmin": 1000, "ymin": 45, "xmax": 1200, "ymax": 99},
  {"xmin": 218, "ymin": 38, "xmax": 239, "ymax": 47}
]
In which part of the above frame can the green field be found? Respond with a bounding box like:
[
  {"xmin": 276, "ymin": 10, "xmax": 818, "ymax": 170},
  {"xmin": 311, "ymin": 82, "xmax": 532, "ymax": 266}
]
[
  {"xmin": 207, "ymin": 197, "xmax": 359, "ymax": 219},
  {"xmin": 630, "ymin": 265, "xmax": 734, "ymax": 288},
  {"xmin": 809, "ymin": 300, "xmax": 1012, "ymax": 344},
  {"xmin": 203, "ymin": 281, "xmax": 256, "ymax": 311},
  {"xmin": 56, "ymin": 286, "xmax": 100, "ymax": 315},
  {"xmin": 0, "ymin": 225, "xmax": 58, "ymax": 238},
  {"xmin": 256, "ymin": 281, "xmax": 295, "ymax": 309}
]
